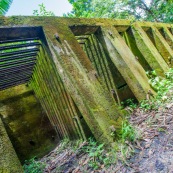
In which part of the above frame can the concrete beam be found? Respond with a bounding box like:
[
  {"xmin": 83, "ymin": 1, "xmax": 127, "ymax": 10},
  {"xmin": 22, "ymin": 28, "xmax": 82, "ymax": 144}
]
[
  {"xmin": 150, "ymin": 26, "xmax": 173, "ymax": 66},
  {"xmin": 131, "ymin": 23, "xmax": 169, "ymax": 76},
  {"xmin": 162, "ymin": 27, "xmax": 173, "ymax": 49},
  {"xmin": 43, "ymin": 24, "xmax": 124, "ymax": 145},
  {"xmin": 98, "ymin": 26, "xmax": 155, "ymax": 101}
]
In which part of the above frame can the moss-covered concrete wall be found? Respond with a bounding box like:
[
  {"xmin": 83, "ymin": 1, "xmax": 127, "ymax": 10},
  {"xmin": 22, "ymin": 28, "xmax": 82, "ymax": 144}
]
[
  {"xmin": 0, "ymin": 84, "xmax": 57, "ymax": 163},
  {"xmin": 82, "ymin": 33, "xmax": 135, "ymax": 104},
  {"xmin": 0, "ymin": 16, "xmax": 172, "ymax": 147},
  {"xmin": 29, "ymin": 45, "xmax": 91, "ymax": 141}
]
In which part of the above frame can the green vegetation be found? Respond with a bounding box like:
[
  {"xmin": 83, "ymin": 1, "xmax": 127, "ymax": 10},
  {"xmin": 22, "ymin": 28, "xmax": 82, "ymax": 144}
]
[
  {"xmin": 121, "ymin": 99, "xmax": 137, "ymax": 109},
  {"xmin": 122, "ymin": 68, "xmax": 173, "ymax": 111},
  {"xmin": 23, "ymin": 157, "xmax": 46, "ymax": 173},
  {"xmin": 0, "ymin": 0, "xmax": 13, "ymax": 15},
  {"xmin": 81, "ymin": 138, "xmax": 113, "ymax": 169},
  {"xmin": 67, "ymin": 0, "xmax": 173, "ymax": 23},
  {"xmin": 120, "ymin": 121, "xmax": 136, "ymax": 143},
  {"xmin": 33, "ymin": 3, "xmax": 55, "ymax": 16}
]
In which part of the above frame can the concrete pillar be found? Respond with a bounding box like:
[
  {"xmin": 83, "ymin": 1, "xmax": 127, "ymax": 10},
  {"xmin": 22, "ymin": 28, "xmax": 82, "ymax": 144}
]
[
  {"xmin": 131, "ymin": 23, "xmax": 169, "ymax": 76},
  {"xmin": 43, "ymin": 25, "xmax": 124, "ymax": 145},
  {"xmin": 98, "ymin": 26, "xmax": 155, "ymax": 101},
  {"xmin": 162, "ymin": 27, "xmax": 173, "ymax": 49},
  {"xmin": 150, "ymin": 26, "xmax": 173, "ymax": 66}
]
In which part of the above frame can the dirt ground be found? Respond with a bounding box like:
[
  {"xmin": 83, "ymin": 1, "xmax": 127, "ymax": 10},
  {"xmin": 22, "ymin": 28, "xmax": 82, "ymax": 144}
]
[{"xmin": 38, "ymin": 101, "xmax": 173, "ymax": 173}]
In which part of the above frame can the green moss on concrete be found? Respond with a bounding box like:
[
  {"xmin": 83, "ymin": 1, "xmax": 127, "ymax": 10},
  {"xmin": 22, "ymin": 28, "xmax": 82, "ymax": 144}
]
[
  {"xmin": 29, "ymin": 46, "xmax": 84, "ymax": 140},
  {"xmin": 99, "ymin": 26, "xmax": 155, "ymax": 101},
  {"xmin": 122, "ymin": 29, "xmax": 152, "ymax": 72},
  {"xmin": 131, "ymin": 23, "xmax": 169, "ymax": 76},
  {"xmin": 83, "ymin": 33, "xmax": 135, "ymax": 103},
  {"xmin": 0, "ymin": 16, "xmax": 172, "ymax": 147},
  {"xmin": 162, "ymin": 27, "xmax": 173, "ymax": 50},
  {"xmin": 0, "ymin": 117, "xmax": 23, "ymax": 173},
  {"xmin": 146, "ymin": 27, "xmax": 173, "ymax": 66},
  {"xmin": 0, "ymin": 84, "xmax": 57, "ymax": 163}
]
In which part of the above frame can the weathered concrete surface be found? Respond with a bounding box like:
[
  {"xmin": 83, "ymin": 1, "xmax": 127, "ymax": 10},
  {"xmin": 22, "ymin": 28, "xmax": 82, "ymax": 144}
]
[
  {"xmin": 99, "ymin": 26, "xmax": 155, "ymax": 101},
  {"xmin": 0, "ymin": 117, "xmax": 23, "ymax": 173},
  {"xmin": 162, "ymin": 27, "xmax": 173, "ymax": 50},
  {"xmin": 0, "ymin": 84, "xmax": 57, "ymax": 162},
  {"xmin": 83, "ymin": 33, "xmax": 135, "ymax": 104},
  {"xmin": 0, "ymin": 16, "xmax": 173, "ymax": 147},
  {"xmin": 131, "ymin": 23, "xmax": 169, "ymax": 76},
  {"xmin": 43, "ymin": 27, "xmax": 124, "ymax": 144},
  {"xmin": 148, "ymin": 26, "xmax": 173, "ymax": 66}
]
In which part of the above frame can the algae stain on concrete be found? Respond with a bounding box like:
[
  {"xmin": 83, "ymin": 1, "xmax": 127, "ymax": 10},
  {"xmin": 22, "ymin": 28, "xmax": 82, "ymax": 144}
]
[{"xmin": 0, "ymin": 84, "xmax": 57, "ymax": 163}]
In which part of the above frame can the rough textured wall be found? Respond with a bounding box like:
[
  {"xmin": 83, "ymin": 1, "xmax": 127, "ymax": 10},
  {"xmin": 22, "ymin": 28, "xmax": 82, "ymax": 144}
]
[
  {"xmin": 0, "ymin": 16, "xmax": 172, "ymax": 146},
  {"xmin": 29, "ymin": 45, "xmax": 92, "ymax": 141},
  {"xmin": 82, "ymin": 33, "xmax": 135, "ymax": 104},
  {"xmin": 0, "ymin": 84, "xmax": 57, "ymax": 163},
  {"xmin": 0, "ymin": 117, "xmax": 23, "ymax": 173}
]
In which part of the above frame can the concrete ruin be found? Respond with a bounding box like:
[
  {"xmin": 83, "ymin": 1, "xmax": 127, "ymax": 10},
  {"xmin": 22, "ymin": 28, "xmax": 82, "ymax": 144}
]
[{"xmin": 0, "ymin": 16, "xmax": 173, "ymax": 171}]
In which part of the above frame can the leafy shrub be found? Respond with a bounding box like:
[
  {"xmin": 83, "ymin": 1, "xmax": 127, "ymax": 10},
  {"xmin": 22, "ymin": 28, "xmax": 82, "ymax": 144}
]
[{"xmin": 23, "ymin": 157, "xmax": 46, "ymax": 173}]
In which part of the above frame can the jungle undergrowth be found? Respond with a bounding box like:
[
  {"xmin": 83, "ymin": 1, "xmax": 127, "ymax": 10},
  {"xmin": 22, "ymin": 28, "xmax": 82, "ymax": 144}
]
[
  {"xmin": 122, "ymin": 68, "xmax": 173, "ymax": 112},
  {"xmin": 117, "ymin": 68, "xmax": 173, "ymax": 163},
  {"xmin": 23, "ymin": 157, "xmax": 46, "ymax": 173}
]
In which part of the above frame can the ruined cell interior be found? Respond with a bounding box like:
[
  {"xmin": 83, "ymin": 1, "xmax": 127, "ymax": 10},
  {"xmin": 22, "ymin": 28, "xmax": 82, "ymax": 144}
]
[{"xmin": 0, "ymin": 16, "xmax": 173, "ymax": 172}]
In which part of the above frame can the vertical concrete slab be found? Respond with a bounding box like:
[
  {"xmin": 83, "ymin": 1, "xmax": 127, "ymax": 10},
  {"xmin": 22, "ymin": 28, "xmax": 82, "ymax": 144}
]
[
  {"xmin": 132, "ymin": 23, "xmax": 169, "ymax": 75},
  {"xmin": 170, "ymin": 27, "xmax": 173, "ymax": 35},
  {"xmin": 99, "ymin": 26, "xmax": 155, "ymax": 101},
  {"xmin": 30, "ymin": 45, "xmax": 87, "ymax": 140},
  {"xmin": 122, "ymin": 29, "xmax": 152, "ymax": 71},
  {"xmin": 162, "ymin": 27, "xmax": 173, "ymax": 49},
  {"xmin": 42, "ymin": 24, "xmax": 124, "ymax": 145},
  {"xmin": 83, "ymin": 34, "xmax": 135, "ymax": 104},
  {"xmin": 0, "ymin": 117, "xmax": 23, "ymax": 173},
  {"xmin": 150, "ymin": 26, "xmax": 173, "ymax": 66}
]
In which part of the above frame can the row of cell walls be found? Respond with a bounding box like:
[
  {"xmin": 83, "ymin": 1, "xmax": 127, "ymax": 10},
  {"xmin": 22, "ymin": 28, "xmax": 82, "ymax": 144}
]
[
  {"xmin": 144, "ymin": 26, "xmax": 173, "ymax": 67},
  {"xmin": 29, "ymin": 44, "xmax": 90, "ymax": 141},
  {"xmin": 158, "ymin": 27, "xmax": 173, "ymax": 51},
  {"xmin": 0, "ymin": 84, "xmax": 57, "ymax": 163},
  {"xmin": 120, "ymin": 27, "xmax": 152, "ymax": 72},
  {"xmin": 120, "ymin": 25, "xmax": 169, "ymax": 76},
  {"xmin": 75, "ymin": 33, "xmax": 136, "ymax": 105}
]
